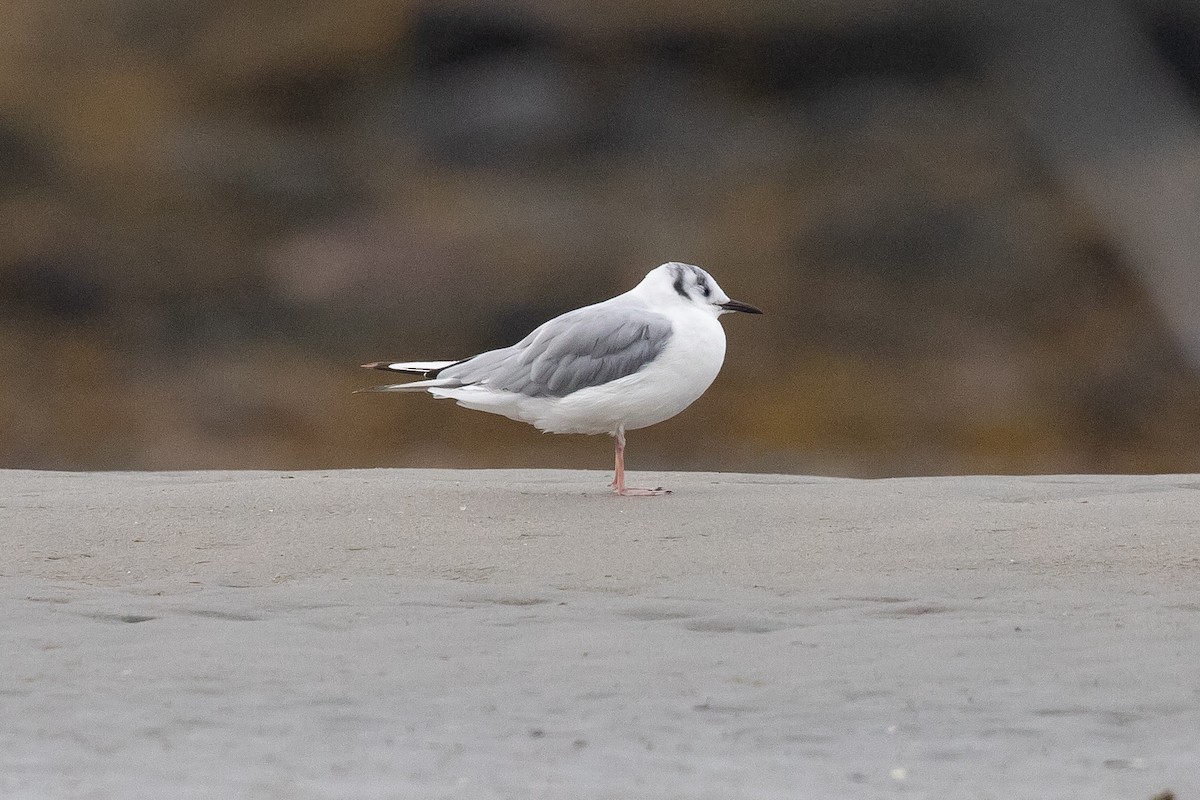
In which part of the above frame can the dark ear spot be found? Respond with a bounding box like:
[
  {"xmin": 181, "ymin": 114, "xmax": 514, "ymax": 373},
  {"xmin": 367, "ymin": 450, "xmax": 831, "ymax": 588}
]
[{"xmin": 672, "ymin": 271, "xmax": 687, "ymax": 298}]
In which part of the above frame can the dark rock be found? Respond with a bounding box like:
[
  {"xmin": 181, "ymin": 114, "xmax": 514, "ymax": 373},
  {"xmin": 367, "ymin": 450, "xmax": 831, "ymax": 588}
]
[
  {"xmin": 0, "ymin": 258, "xmax": 108, "ymax": 321},
  {"xmin": 0, "ymin": 119, "xmax": 54, "ymax": 190}
]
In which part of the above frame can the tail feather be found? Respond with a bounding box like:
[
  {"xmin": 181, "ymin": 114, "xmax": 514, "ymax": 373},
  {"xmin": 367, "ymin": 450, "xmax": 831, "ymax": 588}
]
[
  {"xmin": 361, "ymin": 360, "xmax": 456, "ymax": 375},
  {"xmin": 354, "ymin": 376, "xmax": 462, "ymax": 393}
]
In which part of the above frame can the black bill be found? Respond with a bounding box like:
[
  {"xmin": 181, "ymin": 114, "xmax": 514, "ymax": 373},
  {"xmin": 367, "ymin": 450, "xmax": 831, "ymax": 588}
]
[{"xmin": 718, "ymin": 299, "xmax": 763, "ymax": 314}]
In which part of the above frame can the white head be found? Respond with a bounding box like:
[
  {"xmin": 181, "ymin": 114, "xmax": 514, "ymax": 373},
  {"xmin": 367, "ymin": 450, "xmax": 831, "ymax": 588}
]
[{"xmin": 634, "ymin": 262, "xmax": 763, "ymax": 317}]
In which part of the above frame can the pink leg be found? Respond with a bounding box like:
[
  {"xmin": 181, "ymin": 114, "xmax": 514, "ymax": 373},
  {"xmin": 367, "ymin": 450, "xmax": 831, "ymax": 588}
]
[{"xmin": 611, "ymin": 426, "xmax": 669, "ymax": 496}]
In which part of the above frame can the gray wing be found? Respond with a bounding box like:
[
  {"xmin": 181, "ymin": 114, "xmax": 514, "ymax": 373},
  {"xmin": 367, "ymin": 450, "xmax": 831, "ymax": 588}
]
[{"xmin": 438, "ymin": 303, "xmax": 673, "ymax": 398}]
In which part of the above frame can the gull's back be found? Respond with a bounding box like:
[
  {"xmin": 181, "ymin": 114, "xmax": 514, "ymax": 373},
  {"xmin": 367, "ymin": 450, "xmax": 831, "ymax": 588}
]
[{"xmin": 437, "ymin": 293, "xmax": 674, "ymax": 399}]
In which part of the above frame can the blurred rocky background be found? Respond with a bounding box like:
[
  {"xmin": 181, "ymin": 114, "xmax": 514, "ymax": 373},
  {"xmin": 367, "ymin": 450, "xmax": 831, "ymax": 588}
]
[{"xmin": 4, "ymin": 0, "xmax": 1200, "ymax": 477}]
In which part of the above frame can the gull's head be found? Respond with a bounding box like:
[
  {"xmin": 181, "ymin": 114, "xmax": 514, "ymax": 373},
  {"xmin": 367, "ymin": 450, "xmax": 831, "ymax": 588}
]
[{"xmin": 635, "ymin": 262, "xmax": 763, "ymax": 317}]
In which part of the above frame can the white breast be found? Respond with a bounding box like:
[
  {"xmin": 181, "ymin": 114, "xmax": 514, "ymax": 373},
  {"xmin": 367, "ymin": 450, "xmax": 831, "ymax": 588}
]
[{"xmin": 522, "ymin": 310, "xmax": 728, "ymax": 435}]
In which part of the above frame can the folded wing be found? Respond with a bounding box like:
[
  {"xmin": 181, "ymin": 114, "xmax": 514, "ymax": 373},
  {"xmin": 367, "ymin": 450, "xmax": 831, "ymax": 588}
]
[{"xmin": 360, "ymin": 304, "xmax": 673, "ymax": 397}]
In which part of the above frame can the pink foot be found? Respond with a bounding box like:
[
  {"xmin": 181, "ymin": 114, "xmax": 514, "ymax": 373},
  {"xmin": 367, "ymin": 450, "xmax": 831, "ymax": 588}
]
[
  {"xmin": 610, "ymin": 425, "xmax": 670, "ymax": 496},
  {"xmin": 612, "ymin": 486, "xmax": 671, "ymax": 497}
]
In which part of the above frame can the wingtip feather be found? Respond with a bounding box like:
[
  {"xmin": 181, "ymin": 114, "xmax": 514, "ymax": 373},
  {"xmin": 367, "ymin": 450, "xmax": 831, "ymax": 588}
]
[{"xmin": 354, "ymin": 384, "xmax": 405, "ymax": 393}]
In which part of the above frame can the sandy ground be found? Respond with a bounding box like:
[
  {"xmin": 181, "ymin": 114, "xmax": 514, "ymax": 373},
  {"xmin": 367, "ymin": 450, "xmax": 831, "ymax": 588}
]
[{"xmin": 1, "ymin": 468, "xmax": 1198, "ymax": 799}]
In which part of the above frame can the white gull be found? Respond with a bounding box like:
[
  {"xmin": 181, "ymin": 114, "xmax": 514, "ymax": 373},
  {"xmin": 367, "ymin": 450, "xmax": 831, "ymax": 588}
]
[{"xmin": 359, "ymin": 262, "xmax": 762, "ymax": 495}]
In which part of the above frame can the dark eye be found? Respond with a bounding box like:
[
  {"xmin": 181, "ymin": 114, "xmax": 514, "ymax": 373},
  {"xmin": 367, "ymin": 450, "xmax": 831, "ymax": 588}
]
[{"xmin": 700, "ymin": 282, "xmax": 711, "ymax": 298}]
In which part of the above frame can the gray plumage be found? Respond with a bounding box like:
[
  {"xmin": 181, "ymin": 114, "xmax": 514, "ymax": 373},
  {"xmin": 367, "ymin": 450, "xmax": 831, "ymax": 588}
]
[{"xmin": 433, "ymin": 303, "xmax": 673, "ymax": 398}]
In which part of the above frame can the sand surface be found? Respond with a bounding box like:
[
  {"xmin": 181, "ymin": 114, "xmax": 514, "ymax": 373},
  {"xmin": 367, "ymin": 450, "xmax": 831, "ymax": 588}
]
[{"xmin": 2, "ymin": 468, "xmax": 1198, "ymax": 798}]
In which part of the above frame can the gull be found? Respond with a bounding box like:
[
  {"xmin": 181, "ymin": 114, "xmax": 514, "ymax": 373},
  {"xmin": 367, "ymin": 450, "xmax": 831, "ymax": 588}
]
[{"xmin": 358, "ymin": 262, "xmax": 762, "ymax": 495}]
